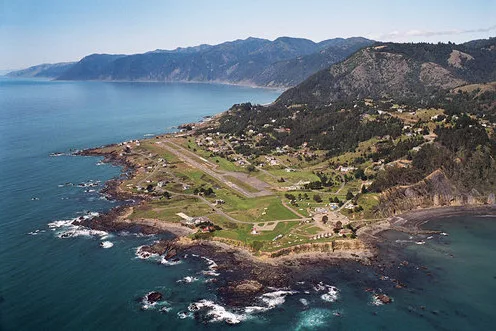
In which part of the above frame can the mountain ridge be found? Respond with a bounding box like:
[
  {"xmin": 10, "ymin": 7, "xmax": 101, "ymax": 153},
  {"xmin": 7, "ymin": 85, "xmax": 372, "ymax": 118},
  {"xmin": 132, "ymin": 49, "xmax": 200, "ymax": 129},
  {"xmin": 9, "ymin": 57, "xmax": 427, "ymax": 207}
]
[
  {"xmin": 277, "ymin": 37, "xmax": 496, "ymax": 105},
  {"xmin": 6, "ymin": 62, "xmax": 76, "ymax": 78},
  {"xmin": 8, "ymin": 36, "xmax": 374, "ymax": 87}
]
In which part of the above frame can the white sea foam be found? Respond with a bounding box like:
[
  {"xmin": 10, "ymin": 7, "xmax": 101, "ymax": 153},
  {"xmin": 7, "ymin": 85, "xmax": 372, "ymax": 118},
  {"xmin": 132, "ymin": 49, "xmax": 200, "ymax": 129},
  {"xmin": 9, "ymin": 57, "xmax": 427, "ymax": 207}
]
[
  {"xmin": 299, "ymin": 298, "xmax": 309, "ymax": 306},
  {"xmin": 260, "ymin": 290, "xmax": 298, "ymax": 308},
  {"xmin": 77, "ymin": 180, "xmax": 101, "ymax": 188},
  {"xmin": 141, "ymin": 292, "xmax": 170, "ymax": 311},
  {"xmin": 56, "ymin": 228, "xmax": 108, "ymax": 239},
  {"xmin": 100, "ymin": 241, "xmax": 113, "ymax": 248},
  {"xmin": 200, "ymin": 256, "xmax": 219, "ymax": 276},
  {"xmin": 295, "ymin": 308, "xmax": 333, "ymax": 330},
  {"xmin": 312, "ymin": 282, "xmax": 339, "ymax": 303},
  {"xmin": 177, "ymin": 311, "xmax": 193, "ymax": 319},
  {"xmin": 177, "ymin": 276, "xmax": 198, "ymax": 283},
  {"xmin": 47, "ymin": 213, "xmax": 107, "ymax": 239},
  {"xmin": 135, "ymin": 246, "xmax": 158, "ymax": 260},
  {"xmin": 48, "ymin": 219, "xmax": 74, "ymax": 228},
  {"xmin": 313, "ymin": 282, "xmax": 327, "ymax": 292},
  {"xmin": 244, "ymin": 305, "xmax": 271, "ymax": 314},
  {"xmin": 321, "ymin": 287, "xmax": 339, "ymax": 303},
  {"xmin": 201, "ymin": 256, "xmax": 218, "ymax": 268},
  {"xmin": 160, "ymin": 256, "xmax": 182, "ymax": 266},
  {"xmin": 160, "ymin": 306, "xmax": 172, "ymax": 313},
  {"xmin": 371, "ymin": 295, "xmax": 384, "ymax": 306},
  {"xmin": 188, "ymin": 299, "xmax": 246, "ymax": 324},
  {"xmin": 27, "ymin": 229, "xmax": 45, "ymax": 235}
]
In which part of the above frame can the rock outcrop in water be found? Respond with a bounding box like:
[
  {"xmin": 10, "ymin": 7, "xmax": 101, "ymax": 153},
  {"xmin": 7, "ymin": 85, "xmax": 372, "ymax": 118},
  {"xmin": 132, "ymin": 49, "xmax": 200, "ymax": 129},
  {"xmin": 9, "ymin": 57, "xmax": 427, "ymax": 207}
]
[
  {"xmin": 140, "ymin": 240, "xmax": 179, "ymax": 259},
  {"xmin": 145, "ymin": 291, "xmax": 163, "ymax": 303}
]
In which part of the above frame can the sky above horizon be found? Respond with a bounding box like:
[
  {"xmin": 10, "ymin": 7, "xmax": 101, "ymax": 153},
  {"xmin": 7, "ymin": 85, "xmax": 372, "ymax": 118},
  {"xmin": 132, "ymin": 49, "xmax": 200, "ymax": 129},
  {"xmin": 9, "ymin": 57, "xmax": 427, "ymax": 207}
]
[{"xmin": 1, "ymin": 0, "xmax": 495, "ymax": 70}]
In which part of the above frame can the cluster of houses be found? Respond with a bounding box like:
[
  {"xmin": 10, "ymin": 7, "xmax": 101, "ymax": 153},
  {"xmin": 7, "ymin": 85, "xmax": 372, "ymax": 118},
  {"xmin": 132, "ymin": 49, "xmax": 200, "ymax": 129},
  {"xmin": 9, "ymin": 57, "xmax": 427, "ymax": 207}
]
[
  {"xmin": 284, "ymin": 180, "xmax": 311, "ymax": 191},
  {"xmin": 310, "ymin": 227, "xmax": 353, "ymax": 240},
  {"xmin": 118, "ymin": 139, "xmax": 141, "ymax": 147},
  {"xmin": 117, "ymin": 139, "xmax": 141, "ymax": 155}
]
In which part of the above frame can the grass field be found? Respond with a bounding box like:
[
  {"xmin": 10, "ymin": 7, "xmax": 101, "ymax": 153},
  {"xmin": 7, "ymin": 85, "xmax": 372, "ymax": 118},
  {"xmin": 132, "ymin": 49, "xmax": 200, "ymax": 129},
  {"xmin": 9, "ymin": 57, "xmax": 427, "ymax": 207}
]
[{"xmin": 95, "ymin": 135, "xmax": 362, "ymax": 253}]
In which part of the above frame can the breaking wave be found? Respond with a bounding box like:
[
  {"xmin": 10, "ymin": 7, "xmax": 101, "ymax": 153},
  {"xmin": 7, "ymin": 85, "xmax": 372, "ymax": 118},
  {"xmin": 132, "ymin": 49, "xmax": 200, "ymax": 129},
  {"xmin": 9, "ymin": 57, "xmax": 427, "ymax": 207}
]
[{"xmin": 47, "ymin": 212, "xmax": 108, "ymax": 239}]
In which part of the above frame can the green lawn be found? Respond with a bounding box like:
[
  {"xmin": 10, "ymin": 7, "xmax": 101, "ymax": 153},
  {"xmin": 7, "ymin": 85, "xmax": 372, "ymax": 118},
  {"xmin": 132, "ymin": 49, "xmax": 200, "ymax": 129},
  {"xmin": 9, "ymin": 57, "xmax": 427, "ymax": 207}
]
[{"xmin": 130, "ymin": 195, "xmax": 209, "ymax": 221}]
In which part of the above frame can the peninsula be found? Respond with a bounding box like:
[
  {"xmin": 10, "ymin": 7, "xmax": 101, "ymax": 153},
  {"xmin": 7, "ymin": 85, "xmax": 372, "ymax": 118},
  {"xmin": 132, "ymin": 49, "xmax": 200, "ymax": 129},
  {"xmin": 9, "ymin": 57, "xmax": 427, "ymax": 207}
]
[{"xmin": 80, "ymin": 39, "xmax": 496, "ymax": 264}]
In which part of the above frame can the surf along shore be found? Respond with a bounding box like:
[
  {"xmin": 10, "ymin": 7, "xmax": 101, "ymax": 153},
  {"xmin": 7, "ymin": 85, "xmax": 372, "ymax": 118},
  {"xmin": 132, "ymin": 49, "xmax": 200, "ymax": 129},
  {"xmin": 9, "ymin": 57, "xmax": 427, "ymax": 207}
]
[{"xmin": 73, "ymin": 117, "xmax": 496, "ymax": 305}]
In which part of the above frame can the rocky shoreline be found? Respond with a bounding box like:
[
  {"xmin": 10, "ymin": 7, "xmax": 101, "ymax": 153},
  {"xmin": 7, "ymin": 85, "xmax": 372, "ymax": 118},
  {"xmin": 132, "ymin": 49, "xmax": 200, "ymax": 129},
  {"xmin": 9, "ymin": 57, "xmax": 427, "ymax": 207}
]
[{"xmin": 75, "ymin": 141, "xmax": 496, "ymax": 308}]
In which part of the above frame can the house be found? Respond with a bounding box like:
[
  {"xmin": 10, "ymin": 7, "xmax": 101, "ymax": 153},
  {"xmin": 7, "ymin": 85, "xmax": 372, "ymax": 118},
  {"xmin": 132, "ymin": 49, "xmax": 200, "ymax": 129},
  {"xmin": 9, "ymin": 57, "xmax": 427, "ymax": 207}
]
[
  {"xmin": 193, "ymin": 216, "xmax": 211, "ymax": 226},
  {"xmin": 339, "ymin": 166, "xmax": 356, "ymax": 173},
  {"xmin": 200, "ymin": 226, "xmax": 215, "ymax": 233}
]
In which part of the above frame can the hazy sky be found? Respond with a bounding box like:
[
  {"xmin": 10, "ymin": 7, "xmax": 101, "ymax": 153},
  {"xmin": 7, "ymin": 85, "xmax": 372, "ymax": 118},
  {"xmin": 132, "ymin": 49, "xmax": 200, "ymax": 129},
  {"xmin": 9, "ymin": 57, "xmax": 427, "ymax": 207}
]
[{"xmin": 1, "ymin": 0, "xmax": 495, "ymax": 70}]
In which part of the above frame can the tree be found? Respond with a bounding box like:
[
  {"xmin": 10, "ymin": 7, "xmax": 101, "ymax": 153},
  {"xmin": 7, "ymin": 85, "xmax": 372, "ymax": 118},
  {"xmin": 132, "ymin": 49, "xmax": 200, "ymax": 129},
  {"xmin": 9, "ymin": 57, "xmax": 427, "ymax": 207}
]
[
  {"xmin": 163, "ymin": 191, "xmax": 171, "ymax": 199},
  {"xmin": 247, "ymin": 164, "xmax": 256, "ymax": 172},
  {"xmin": 346, "ymin": 190, "xmax": 354, "ymax": 200},
  {"xmin": 285, "ymin": 193, "xmax": 296, "ymax": 201},
  {"xmin": 354, "ymin": 168, "xmax": 366, "ymax": 180},
  {"xmin": 354, "ymin": 205, "xmax": 363, "ymax": 213},
  {"xmin": 313, "ymin": 194, "xmax": 323, "ymax": 203}
]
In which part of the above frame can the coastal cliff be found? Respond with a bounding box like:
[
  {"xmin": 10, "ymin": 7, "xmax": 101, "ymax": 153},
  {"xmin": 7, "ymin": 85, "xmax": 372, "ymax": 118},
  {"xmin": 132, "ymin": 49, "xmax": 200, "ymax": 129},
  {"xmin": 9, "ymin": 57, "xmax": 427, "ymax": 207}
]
[
  {"xmin": 266, "ymin": 239, "xmax": 370, "ymax": 259},
  {"xmin": 375, "ymin": 169, "xmax": 495, "ymax": 218}
]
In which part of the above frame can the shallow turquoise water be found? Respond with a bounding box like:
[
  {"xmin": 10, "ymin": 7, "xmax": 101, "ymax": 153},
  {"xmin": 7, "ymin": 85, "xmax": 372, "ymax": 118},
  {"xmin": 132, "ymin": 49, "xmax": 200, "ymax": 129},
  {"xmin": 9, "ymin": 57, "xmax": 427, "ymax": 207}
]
[{"xmin": 1, "ymin": 77, "xmax": 495, "ymax": 330}]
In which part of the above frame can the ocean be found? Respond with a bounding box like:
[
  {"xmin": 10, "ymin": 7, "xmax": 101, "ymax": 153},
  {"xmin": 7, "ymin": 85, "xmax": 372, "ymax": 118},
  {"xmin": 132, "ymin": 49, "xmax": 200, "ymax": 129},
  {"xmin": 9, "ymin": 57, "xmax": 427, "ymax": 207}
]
[{"xmin": 1, "ymin": 77, "xmax": 495, "ymax": 330}]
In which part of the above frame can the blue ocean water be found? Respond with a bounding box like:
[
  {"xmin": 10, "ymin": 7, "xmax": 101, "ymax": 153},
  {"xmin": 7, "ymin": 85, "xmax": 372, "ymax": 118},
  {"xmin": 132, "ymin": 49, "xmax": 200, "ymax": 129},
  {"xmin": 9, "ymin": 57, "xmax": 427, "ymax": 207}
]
[{"xmin": 1, "ymin": 77, "xmax": 495, "ymax": 330}]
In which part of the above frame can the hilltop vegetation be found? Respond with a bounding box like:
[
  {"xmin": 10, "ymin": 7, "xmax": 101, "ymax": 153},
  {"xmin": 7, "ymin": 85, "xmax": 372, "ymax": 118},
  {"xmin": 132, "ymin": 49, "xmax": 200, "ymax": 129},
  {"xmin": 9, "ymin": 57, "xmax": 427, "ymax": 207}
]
[{"xmin": 278, "ymin": 38, "xmax": 496, "ymax": 105}]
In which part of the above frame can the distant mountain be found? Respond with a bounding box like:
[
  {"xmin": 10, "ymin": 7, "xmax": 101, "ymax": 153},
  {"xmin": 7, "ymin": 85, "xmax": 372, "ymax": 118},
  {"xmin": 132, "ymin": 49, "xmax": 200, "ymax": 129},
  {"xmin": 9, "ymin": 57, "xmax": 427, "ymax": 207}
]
[
  {"xmin": 277, "ymin": 38, "xmax": 496, "ymax": 105},
  {"xmin": 255, "ymin": 37, "xmax": 374, "ymax": 86},
  {"xmin": 57, "ymin": 54, "xmax": 125, "ymax": 81},
  {"xmin": 53, "ymin": 37, "xmax": 373, "ymax": 86},
  {"xmin": 6, "ymin": 62, "xmax": 76, "ymax": 78}
]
